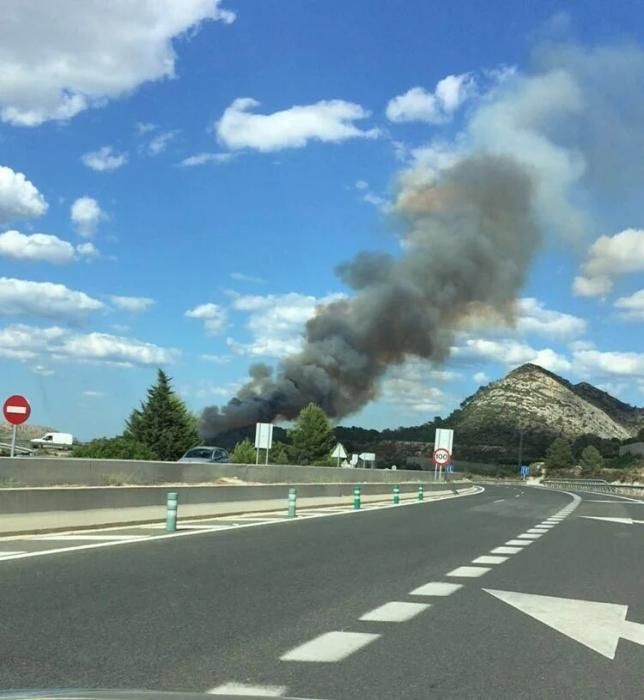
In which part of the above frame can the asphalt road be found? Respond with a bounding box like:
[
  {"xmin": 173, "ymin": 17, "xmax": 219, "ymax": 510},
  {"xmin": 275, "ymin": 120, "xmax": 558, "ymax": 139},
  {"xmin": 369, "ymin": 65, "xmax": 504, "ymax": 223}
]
[{"xmin": 2, "ymin": 484, "xmax": 643, "ymax": 699}]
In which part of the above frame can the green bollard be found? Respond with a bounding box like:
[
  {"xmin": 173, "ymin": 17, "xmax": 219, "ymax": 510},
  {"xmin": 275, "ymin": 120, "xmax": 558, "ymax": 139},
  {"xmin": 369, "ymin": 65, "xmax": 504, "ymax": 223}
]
[
  {"xmin": 393, "ymin": 485, "xmax": 400, "ymax": 505},
  {"xmin": 166, "ymin": 491, "xmax": 178, "ymax": 531},
  {"xmin": 288, "ymin": 487, "xmax": 297, "ymax": 518},
  {"xmin": 353, "ymin": 485, "xmax": 361, "ymax": 510},
  {"xmin": 417, "ymin": 484, "xmax": 424, "ymax": 502}
]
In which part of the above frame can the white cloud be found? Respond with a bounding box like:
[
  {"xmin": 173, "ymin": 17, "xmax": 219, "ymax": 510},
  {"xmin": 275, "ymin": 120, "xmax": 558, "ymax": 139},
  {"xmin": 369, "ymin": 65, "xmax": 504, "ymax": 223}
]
[
  {"xmin": 380, "ymin": 361, "xmax": 447, "ymax": 413},
  {"xmin": 473, "ymin": 371, "xmax": 489, "ymax": 384},
  {"xmin": 201, "ymin": 353, "xmax": 232, "ymax": 364},
  {"xmin": 0, "ymin": 1, "xmax": 235, "ymax": 126},
  {"xmin": 227, "ymin": 291, "xmax": 345, "ymax": 357},
  {"xmin": 386, "ymin": 74, "xmax": 476, "ymax": 124},
  {"xmin": 0, "ymin": 277, "xmax": 104, "ymax": 322},
  {"xmin": 0, "ymin": 324, "xmax": 66, "ymax": 360},
  {"xmin": 216, "ymin": 98, "xmax": 380, "ymax": 152},
  {"xmin": 230, "ymin": 272, "xmax": 264, "ymax": 284},
  {"xmin": 453, "ymin": 337, "xmax": 571, "ymax": 374},
  {"xmin": 515, "ymin": 297, "xmax": 587, "ymax": 339},
  {"xmin": 32, "ymin": 364, "xmax": 54, "ymax": 376},
  {"xmin": 136, "ymin": 122, "xmax": 157, "ymax": 135},
  {"xmin": 109, "ymin": 295, "xmax": 155, "ymax": 313},
  {"xmin": 0, "ymin": 230, "xmax": 75, "ymax": 264},
  {"xmin": 70, "ymin": 197, "xmax": 104, "ymax": 237},
  {"xmin": 178, "ymin": 152, "xmax": 237, "ymax": 167},
  {"xmin": 615, "ymin": 289, "xmax": 644, "ymax": 321},
  {"xmin": 574, "ymin": 229, "xmax": 644, "ymax": 297},
  {"xmin": 185, "ymin": 302, "xmax": 227, "ymax": 335},
  {"xmin": 355, "ymin": 179, "xmax": 369, "ymax": 190},
  {"xmin": 76, "ymin": 242, "xmax": 99, "ymax": 259},
  {"xmin": 145, "ymin": 130, "xmax": 179, "ymax": 156},
  {"xmin": 81, "ymin": 147, "xmax": 128, "ymax": 172},
  {"xmin": 82, "ymin": 390, "xmax": 104, "ymax": 397},
  {"xmin": 0, "ymin": 165, "xmax": 47, "ymax": 223},
  {"xmin": 573, "ymin": 349, "xmax": 644, "ymax": 378},
  {"xmin": 568, "ymin": 339, "xmax": 595, "ymax": 352}
]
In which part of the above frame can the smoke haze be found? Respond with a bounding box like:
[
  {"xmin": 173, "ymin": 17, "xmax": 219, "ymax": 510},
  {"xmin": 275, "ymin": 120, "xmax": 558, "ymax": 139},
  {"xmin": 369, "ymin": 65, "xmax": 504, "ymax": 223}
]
[{"xmin": 201, "ymin": 38, "xmax": 644, "ymax": 437}]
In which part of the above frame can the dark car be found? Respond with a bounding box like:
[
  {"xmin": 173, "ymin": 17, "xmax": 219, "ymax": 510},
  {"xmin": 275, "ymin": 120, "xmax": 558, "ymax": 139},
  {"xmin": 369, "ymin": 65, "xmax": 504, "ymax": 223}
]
[{"xmin": 178, "ymin": 446, "xmax": 230, "ymax": 463}]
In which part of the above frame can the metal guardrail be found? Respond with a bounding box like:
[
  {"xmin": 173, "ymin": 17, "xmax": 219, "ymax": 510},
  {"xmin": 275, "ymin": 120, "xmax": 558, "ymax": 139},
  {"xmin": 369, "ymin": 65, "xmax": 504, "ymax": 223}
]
[{"xmin": 542, "ymin": 478, "xmax": 644, "ymax": 498}]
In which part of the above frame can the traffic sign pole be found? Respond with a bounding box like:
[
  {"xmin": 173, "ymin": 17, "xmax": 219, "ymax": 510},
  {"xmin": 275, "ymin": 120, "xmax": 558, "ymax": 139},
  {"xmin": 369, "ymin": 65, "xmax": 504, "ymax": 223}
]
[
  {"xmin": 3, "ymin": 394, "xmax": 31, "ymax": 458},
  {"xmin": 10, "ymin": 425, "xmax": 16, "ymax": 458}
]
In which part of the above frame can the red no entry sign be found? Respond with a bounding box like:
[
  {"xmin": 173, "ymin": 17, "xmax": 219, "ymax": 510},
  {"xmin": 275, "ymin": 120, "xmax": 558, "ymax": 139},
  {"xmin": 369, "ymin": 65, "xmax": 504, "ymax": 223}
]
[
  {"xmin": 433, "ymin": 447, "xmax": 451, "ymax": 466},
  {"xmin": 3, "ymin": 394, "xmax": 31, "ymax": 425}
]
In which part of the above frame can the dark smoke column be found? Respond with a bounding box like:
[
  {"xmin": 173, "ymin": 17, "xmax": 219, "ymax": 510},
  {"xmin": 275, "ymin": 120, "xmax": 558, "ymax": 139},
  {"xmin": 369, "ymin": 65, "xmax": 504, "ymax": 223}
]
[{"xmin": 201, "ymin": 155, "xmax": 539, "ymax": 438}]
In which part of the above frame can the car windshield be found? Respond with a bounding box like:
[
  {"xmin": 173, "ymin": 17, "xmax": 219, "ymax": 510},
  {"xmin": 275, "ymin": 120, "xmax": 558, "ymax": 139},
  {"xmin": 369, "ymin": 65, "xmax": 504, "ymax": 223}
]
[
  {"xmin": 3, "ymin": 2, "xmax": 644, "ymax": 699},
  {"xmin": 183, "ymin": 448, "xmax": 214, "ymax": 459}
]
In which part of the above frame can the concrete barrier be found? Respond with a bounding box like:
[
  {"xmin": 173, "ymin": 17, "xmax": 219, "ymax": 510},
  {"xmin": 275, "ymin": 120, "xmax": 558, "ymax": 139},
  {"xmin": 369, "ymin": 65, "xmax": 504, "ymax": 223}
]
[
  {"xmin": 0, "ymin": 457, "xmax": 443, "ymax": 488},
  {"xmin": 0, "ymin": 481, "xmax": 469, "ymax": 534}
]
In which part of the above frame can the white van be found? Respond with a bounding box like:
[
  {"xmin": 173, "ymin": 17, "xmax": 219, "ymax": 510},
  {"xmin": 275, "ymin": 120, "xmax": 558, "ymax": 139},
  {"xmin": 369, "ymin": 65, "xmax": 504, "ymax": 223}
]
[{"xmin": 30, "ymin": 432, "xmax": 74, "ymax": 449}]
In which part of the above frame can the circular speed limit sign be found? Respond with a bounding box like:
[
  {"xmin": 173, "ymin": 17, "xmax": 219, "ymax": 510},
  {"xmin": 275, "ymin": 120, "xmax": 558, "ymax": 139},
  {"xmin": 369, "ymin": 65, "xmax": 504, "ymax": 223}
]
[{"xmin": 433, "ymin": 448, "xmax": 451, "ymax": 466}]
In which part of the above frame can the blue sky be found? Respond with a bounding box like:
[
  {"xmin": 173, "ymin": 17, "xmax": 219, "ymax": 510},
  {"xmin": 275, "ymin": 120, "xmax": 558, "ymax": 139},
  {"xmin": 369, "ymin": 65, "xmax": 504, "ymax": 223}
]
[{"xmin": 1, "ymin": 0, "xmax": 644, "ymax": 440}]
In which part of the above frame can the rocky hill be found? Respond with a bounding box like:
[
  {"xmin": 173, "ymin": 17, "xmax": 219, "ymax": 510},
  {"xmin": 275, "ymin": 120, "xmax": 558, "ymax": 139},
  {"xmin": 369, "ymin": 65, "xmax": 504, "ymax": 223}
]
[
  {"xmin": 338, "ymin": 363, "xmax": 644, "ymax": 466},
  {"xmin": 452, "ymin": 364, "xmax": 640, "ymax": 441}
]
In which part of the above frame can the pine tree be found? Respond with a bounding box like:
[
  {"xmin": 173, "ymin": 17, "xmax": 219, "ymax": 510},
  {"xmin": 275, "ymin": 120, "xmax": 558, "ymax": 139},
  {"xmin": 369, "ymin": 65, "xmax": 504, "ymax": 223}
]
[
  {"xmin": 545, "ymin": 437, "xmax": 574, "ymax": 470},
  {"xmin": 124, "ymin": 369, "xmax": 199, "ymax": 461},
  {"xmin": 580, "ymin": 445, "xmax": 603, "ymax": 473},
  {"xmin": 230, "ymin": 438, "xmax": 257, "ymax": 464},
  {"xmin": 289, "ymin": 403, "xmax": 336, "ymax": 465}
]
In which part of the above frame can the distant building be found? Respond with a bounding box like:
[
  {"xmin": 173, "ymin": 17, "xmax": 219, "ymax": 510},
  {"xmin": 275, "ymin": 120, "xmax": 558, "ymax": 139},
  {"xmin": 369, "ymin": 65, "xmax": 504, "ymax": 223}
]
[{"xmin": 619, "ymin": 442, "xmax": 644, "ymax": 457}]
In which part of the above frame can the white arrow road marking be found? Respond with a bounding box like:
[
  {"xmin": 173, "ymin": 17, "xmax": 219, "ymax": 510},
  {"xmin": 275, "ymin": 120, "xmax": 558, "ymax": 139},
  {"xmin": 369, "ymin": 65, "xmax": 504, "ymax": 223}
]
[
  {"xmin": 483, "ymin": 588, "xmax": 644, "ymax": 660},
  {"xmin": 580, "ymin": 516, "xmax": 644, "ymax": 525}
]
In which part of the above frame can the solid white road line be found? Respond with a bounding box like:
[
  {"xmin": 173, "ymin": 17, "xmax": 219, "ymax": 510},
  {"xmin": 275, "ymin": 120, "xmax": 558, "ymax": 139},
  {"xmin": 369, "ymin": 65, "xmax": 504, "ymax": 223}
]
[
  {"xmin": 491, "ymin": 546, "xmax": 522, "ymax": 554},
  {"xmin": 505, "ymin": 539, "xmax": 532, "ymax": 546},
  {"xmin": 493, "ymin": 499, "xmax": 505, "ymax": 503},
  {"xmin": 472, "ymin": 555, "xmax": 508, "ymax": 565},
  {"xmin": 359, "ymin": 601, "xmax": 430, "ymax": 622},
  {"xmin": 280, "ymin": 631, "xmax": 380, "ymax": 662},
  {"xmin": 410, "ymin": 582, "xmax": 463, "ymax": 597},
  {"xmin": 31, "ymin": 534, "xmax": 148, "ymax": 541},
  {"xmin": 447, "ymin": 566, "xmax": 491, "ymax": 578},
  {"xmin": 0, "ymin": 551, "xmax": 26, "ymax": 557},
  {"xmin": 207, "ymin": 682, "xmax": 287, "ymax": 696}
]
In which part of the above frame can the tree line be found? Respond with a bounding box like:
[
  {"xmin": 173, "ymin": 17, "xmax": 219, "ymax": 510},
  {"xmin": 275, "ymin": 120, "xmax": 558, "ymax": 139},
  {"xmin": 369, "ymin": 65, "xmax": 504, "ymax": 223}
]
[{"xmin": 74, "ymin": 369, "xmax": 338, "ymax": 465}]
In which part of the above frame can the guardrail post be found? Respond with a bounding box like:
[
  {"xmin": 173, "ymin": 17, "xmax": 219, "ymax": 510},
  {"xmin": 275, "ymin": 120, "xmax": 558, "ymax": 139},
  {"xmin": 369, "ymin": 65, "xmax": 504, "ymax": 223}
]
[
  {"xmin": 166, "ymin": 491, "xmax": 178, "ymax": 532},
  {"xmin": 288, "ymin": 487, "xmax": 297, "ymax": 518},
  {"xmin": 353, "ymin": 485, "xmax": 361, "ymax": 510},
  {"xmin": 417, "ymin": 484, "xmax": 424, "ymax": 502},
  {"xmin": 393, "ymin": 485, "xmax": 400, "ymax": 505}
]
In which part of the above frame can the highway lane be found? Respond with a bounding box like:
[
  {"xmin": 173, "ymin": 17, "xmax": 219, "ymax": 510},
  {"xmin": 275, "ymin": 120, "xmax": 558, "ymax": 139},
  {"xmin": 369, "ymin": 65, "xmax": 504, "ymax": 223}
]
[{"xmin": 0, "ymin": 484, "xmax": 614, "ymax": 698}]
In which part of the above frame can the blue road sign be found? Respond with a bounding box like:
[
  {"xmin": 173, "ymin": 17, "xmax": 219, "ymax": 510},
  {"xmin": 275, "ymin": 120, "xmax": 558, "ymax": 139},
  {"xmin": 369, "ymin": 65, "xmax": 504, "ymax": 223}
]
[{"xmin": 520, "ymin": 465, "xmax": 530, "ymax": 479}]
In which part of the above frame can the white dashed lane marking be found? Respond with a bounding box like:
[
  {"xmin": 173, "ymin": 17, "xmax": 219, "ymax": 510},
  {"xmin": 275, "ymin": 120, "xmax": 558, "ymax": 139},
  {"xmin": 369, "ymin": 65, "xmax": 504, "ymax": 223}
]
[
  {"xmin": 472, "ymin": 555, "xmax": 508, "ymax": 565},
  {"xmin": 359, "ymin": 601, "xmax": 430, "ymax": 622},
  {"xmin": 505, "ymin": 539, "xmax": 532, "ymax": 546},
  {"xmin": 410, "ymin": 582, "xmax": 463, "ymax": 597},
  {"xmin": 280, "ymin": 631, "xmax": 380, "ymax": 663},
  {"xmin": 207, "ymin": 682, "xmax": 288, "ymax": 696},
  {"xmin": 447, "ymin": 566, "xmax": 491, "ymax": 578},
  {"xmin": 517, "ymin": 533, "xmax": 542, "ymax": 540},
  {"xmin": 491, "ymin": 546, "xmax": 522, "ymax": 554}
]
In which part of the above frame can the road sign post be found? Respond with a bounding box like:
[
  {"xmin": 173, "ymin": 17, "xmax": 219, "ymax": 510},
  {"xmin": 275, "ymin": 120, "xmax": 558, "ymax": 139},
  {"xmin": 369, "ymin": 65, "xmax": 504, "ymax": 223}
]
[
  {"xmin": 331, "ymin": 442, "xmax": 347, "ymax": 467},
  {"xmin": 432, "ymin": 447, "xmax": 451, "ymax": 482},
  {"xmin": 3, "ymin": 394, "xmax": 31, "ymax": 458}
]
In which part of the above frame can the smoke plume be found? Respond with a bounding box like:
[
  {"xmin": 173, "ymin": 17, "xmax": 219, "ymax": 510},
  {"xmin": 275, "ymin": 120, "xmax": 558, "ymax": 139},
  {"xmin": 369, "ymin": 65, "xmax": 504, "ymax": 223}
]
[{"xmin": 201, "ymin": 37, "xmax": 644, "ymax": 437}]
